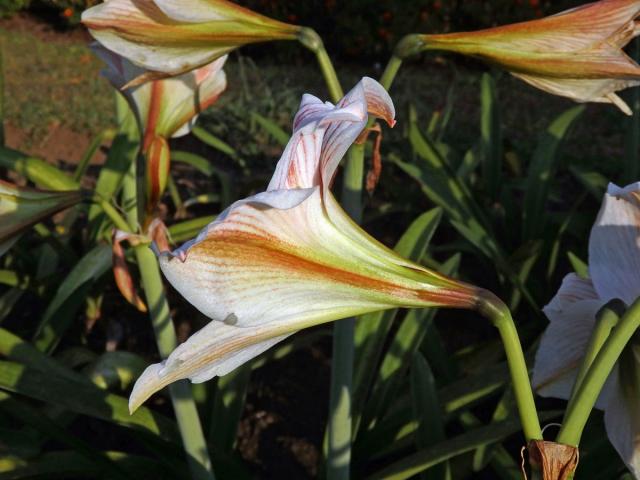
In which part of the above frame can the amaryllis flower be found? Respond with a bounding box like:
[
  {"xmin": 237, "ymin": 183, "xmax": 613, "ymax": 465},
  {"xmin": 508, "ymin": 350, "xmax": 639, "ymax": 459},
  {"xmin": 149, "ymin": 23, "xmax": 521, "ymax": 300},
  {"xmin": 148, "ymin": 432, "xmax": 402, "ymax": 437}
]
[
  {"xmin": 92, "ymin": 44, "xmax": 227, "ymax": 211},
  {"xmin": 533, "ymin": 182, "xmax": 640, "ymax": 477},
  {"xmin": 82, "ymin": 0, "xmax": 299, "ymax": 81},
  {"xmin": 420, "ymin": 0, "xmax": 640, "ymax": 114},
  {"xmin": 129, "ymin": 77, "xmax": 482, "ymax": 412}
]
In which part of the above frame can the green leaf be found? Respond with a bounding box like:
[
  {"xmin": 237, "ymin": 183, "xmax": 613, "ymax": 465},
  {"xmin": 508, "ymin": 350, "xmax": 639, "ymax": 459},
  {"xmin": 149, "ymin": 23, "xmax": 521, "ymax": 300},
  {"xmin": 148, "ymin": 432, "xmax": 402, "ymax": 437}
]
[
  {"xmin": 87, "ymin": 109, "xmax": 139, "ymax": 238},
  {"xmin": 410, "ymin": 353, "xmax": 450, "ymax": 480},
  {"xmin": 0, "ymin": 450, "xmax": 187, "ymax": 479},
  {"xmin": 567, "ymin": 251, "xmax": 589, "ymax": 279},
  {"xmin": 168, "ymin": 216, "xmax": 216, "ymax": 243},
  {"xmin": 251, "ymin": 112, "xmax": 289, "ymax": 146},
  {"xmin": 0, "ymin": 360, "xmax": 178, "ymax": 440},
  {"xmin": 479, "ymin": 73, "xmax": 502, "ymax": 200},
  {"xmin": 74, "ymin": 128, "xmax": 116, "ymax": 182},
  {"xmin": 209, "ymin": 365, "xmax": 251, "ymax": 453},
  {"xmin": 367, "ymin": 418, "xmax": 526, "ymax": 480},
  {"xmin": 569, "ymin": 164, "xmax": 608, "ymax": 201},
  {"xmin": 352, "ymin": 208, "xmax": 442, "ymax": 430},
  {"xmin": 172, "ymin": 150, "xmax": 233, "ymax": 207},
  {"xmin": 522, "ymin": 106, "xmax": 584, "ymax": 239},
  {"xmin": 192, "ymin": 126, "xmax": 237, "ymax": 158},
  {"xmin": 86, "ymin": 351, "xmax": 148, "ymax": 391},
  {"xmin": 33, "ymin": 244, "xmax": 112, "ymax": 353},
  {"xmin": 0, "ymin": 181, "xmax": 81, "ymax": 253},
  {"xmin": 362, "ymin": 255, "xmax": 458, "ymax": 431}
]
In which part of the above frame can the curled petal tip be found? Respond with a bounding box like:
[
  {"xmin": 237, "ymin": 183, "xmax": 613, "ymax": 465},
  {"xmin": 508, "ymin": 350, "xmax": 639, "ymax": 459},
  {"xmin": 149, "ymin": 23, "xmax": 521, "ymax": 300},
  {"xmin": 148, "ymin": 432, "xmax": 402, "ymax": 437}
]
[{"xmin": 129, "ymin": 362, "xmax": 168, "ymax": 414}]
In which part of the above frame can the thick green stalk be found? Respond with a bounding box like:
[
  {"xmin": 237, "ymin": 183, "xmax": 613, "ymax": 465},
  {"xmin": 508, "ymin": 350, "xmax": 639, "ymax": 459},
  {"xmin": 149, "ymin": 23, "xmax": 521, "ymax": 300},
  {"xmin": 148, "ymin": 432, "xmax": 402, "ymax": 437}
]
[
  {"xmin": 565, "ymin": 300, "xmax": 625, "ymax": 410},
  {"xmin": 134, "ymin": 245, "xmax": 215, "ymax": 480},
  {"xmin": 557, "ymin": 296, "xmax": 640, "ymax": 446},
  {"xmin": 298, "ymin": 27, "xmax": 343, "ymax": 102},
  {"xmin": 325, "ymin": 46, "xmax": 405, "ymax": 478},
  {"xmin": 477, "ymin": 291, "xmax": 542, "ymax": 442}
]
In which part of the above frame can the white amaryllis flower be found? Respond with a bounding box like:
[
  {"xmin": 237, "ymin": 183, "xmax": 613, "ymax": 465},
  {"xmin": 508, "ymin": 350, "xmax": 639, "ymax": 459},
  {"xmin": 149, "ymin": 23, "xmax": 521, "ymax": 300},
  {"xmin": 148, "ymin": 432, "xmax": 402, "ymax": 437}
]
[
  {"xmin": 91, "ymin": 44, "xmax": 227, "ymax": 147},
  {"xmin": 129, "ymin": 77, "xmax": 482, "ymax": 412},
  {"xmin": 533, "ymin": 182, "xmax": 640, "ymax": 477},
  {"xmin": 92, "ymin": 44, "xmax": 227, "ymax": 210},
  {"xmin": 82, "ymin": 0, "xmax": 299, "ymax": 79},
  {"xmin": 420, "ymin": 0, "xmax": 640, "ymax": 115}
]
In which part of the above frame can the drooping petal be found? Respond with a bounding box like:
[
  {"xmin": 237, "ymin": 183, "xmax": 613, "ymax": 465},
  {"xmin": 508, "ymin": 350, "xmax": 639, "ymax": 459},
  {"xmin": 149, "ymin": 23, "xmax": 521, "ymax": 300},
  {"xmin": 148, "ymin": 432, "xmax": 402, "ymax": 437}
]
[
  {"xmin": 129, "ymin": 321, "xmax": 291, "ymax": 412},
  {"xmin": 153, "ymin": 0, "xmax": 233, "ymax": 22},
  {"xmin": 156, "ymin": 55, "xmax": 227, "ymax": 137},
  {"xmin": 604, "ymin": 344, "xmax": 640, "ymax": 478},
  {"xmin": 589, "ymin": 182, "xmax": 640, "ymax": 305},
  {"xmin": 420, "ymin": 0, "xmax": 640, "ymax": 111},
  {"xmin": 512, "ymin": 74, "xmax": 640, "ymax": 115},
  {"xmin": 532, "ymin": 274, "xmax": 612, "ymax": 406}
]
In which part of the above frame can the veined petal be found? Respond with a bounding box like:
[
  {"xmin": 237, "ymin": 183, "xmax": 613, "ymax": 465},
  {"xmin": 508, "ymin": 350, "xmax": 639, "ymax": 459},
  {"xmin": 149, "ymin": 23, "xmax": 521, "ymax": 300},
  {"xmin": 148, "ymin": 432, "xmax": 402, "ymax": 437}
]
[
  {"xmin": 512, "ymin": 74, "xmax": 640, "ymax": 115},
  {"xmin": 129, "ymin": 322, "xmax": 291, "ymax": 412},
  {"xmin": 319, "ymin": 78, "xmax": 395, "ymax": 188},
  {"xmin": 153, "ymin": 0, "xmax": 233, "ymax": 22},
  {"xmin": 269, "ymin": 77, "xmax": 395, "ymax": 192},
  {"xmin": 157, "ymin": 55, "xmax": 228, "ymax": 137},
  {"xmin": 605, "ymin": 342, "xmax": 640, "ymax": 477},
  {"xmin": 533, "ymin": 274, "xmax": 611, "ymax": 407},
  {"xmin": 91, "ymin": 43, "xmax": 152, "ymax": 127},
  {"xmin": 589, "ymin": 182, "xmax": 640, "ymax": 305},
  {"xmin": 83, "ymin": 0, "xmax": 299, "ymax": 75},
  {"xmin": 159, "ymin": 188, "xmax": 478, "ymax": 328}
]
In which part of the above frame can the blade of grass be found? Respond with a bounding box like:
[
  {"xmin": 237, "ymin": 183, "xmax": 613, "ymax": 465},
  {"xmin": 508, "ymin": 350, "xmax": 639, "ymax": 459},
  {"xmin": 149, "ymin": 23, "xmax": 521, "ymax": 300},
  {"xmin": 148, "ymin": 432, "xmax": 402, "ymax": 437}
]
[
  {"xmin": 134, "ymin": 245, "xmax": 215, "ymax": 480},
  {"xmin": 362, "ymin": 253, "xmax": 457, "ymax": 431},
  {"xmin": 411, "ymin": 353, "xmax": 450, "ymax": 480},
  {"xmin": 32, "ymin": 244, "xmax": 112, "ymax": 353},
  {"xmin": 479, "ymin": 73, "xmax": 502, "ymax": 201},
  {"xmin": 353, "ymin": 208, "xmax": 443, "ymax": 432},
  {"xmin": 522, "ymin": 106, "xmax": 583, "ymax": 240},
  {"xmin": 209, "ymin": 365, "xmax": 251, "ymax": 453}
]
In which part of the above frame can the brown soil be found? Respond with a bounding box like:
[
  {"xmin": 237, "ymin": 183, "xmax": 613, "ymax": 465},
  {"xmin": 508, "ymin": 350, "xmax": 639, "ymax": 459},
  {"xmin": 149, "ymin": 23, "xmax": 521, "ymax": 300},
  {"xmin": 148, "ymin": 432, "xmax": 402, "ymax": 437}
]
[{"xmin": 0, "ymin": 11, "xmax": 91, "ymax": 44}]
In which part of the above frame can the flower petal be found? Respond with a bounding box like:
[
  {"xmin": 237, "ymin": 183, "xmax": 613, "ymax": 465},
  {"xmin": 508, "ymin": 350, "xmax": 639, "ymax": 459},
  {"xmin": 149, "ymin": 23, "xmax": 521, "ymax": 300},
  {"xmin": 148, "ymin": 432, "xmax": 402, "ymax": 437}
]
[
  {"xmin": 268, "ymin": 77, "xmax": 395, "ymax": 191},
  {"xmin": 512, "ymin": 73, "xmax": 640, "ymax": 115},
  {"xmin": 589, "ymin": 182, "xmax": 640, "ymax": 305},
  {"xmin": 319, "ymin": 77, "xmax": 394, "ymax": 188},
  {"xmin": 533, "ymin": 274, "xmax": 607, "ymax": 404},
  {"xmin": 153, "ymin": 0, "xmax": 232, "ymax": 22},
  {"xmin": 82, "ymin": 0, "xmax": 228, "ymax": 75},
  {"xmin": 129, "ymin": 321, "xmax": 291, "ymax": 412},
  {"xmin": 159, "ymin": 188, "xmax": 474, "ymax": 329},
  {"xmin": 604, "ymin": 369, "xmax": 640, "ymax": 478}
]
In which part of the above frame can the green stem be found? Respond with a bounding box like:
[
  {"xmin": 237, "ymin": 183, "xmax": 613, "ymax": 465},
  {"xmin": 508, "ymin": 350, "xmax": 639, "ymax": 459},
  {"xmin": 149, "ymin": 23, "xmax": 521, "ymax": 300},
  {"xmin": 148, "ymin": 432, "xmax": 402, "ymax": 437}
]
[
  {"xmin": 379, "ymin": 55, "xmax": 403, "ymax": 92},
  {"xmin": 477, "ymin": 291, "xmax": 542, "ymax": 442},
  {"xmin": 557, "ymin": 296, "xmax": 640, "ymax": 446},
  {"xmin": 298, "ymin": 27, "xmax": 343, "ymax": 102},
  {"xmin": 325, "ymin": 47, "xmax": 407, "ymax": 477},
  {"xmin": 565, "ymin": 300, "xmax": 625, "ymax": 412},
  {"xmin": 134, "ymin": 245, "xmax": 215, "ymax": 480},
  {"xmin": 89, "ymin": 194, "xmax": 133, "ymax": 233}
]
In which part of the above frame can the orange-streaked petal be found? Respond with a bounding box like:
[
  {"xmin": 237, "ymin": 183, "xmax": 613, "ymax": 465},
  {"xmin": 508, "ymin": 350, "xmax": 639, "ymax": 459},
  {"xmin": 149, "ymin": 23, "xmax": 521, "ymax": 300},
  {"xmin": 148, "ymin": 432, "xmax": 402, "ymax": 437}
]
[
  {"xmin": 268, "ymin": 77, "xmax": 395, "ymax": 191},
  {"xmin": 420, "ymin": 0, "xmax": 640, "ymax": 113},
  {"xmin": 112, "ymin": 230, "xmax": 148, "ymax": 312},
  {"xmin": 82, "ymin": 0, "xmax": 299, "ymax": 75}
]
